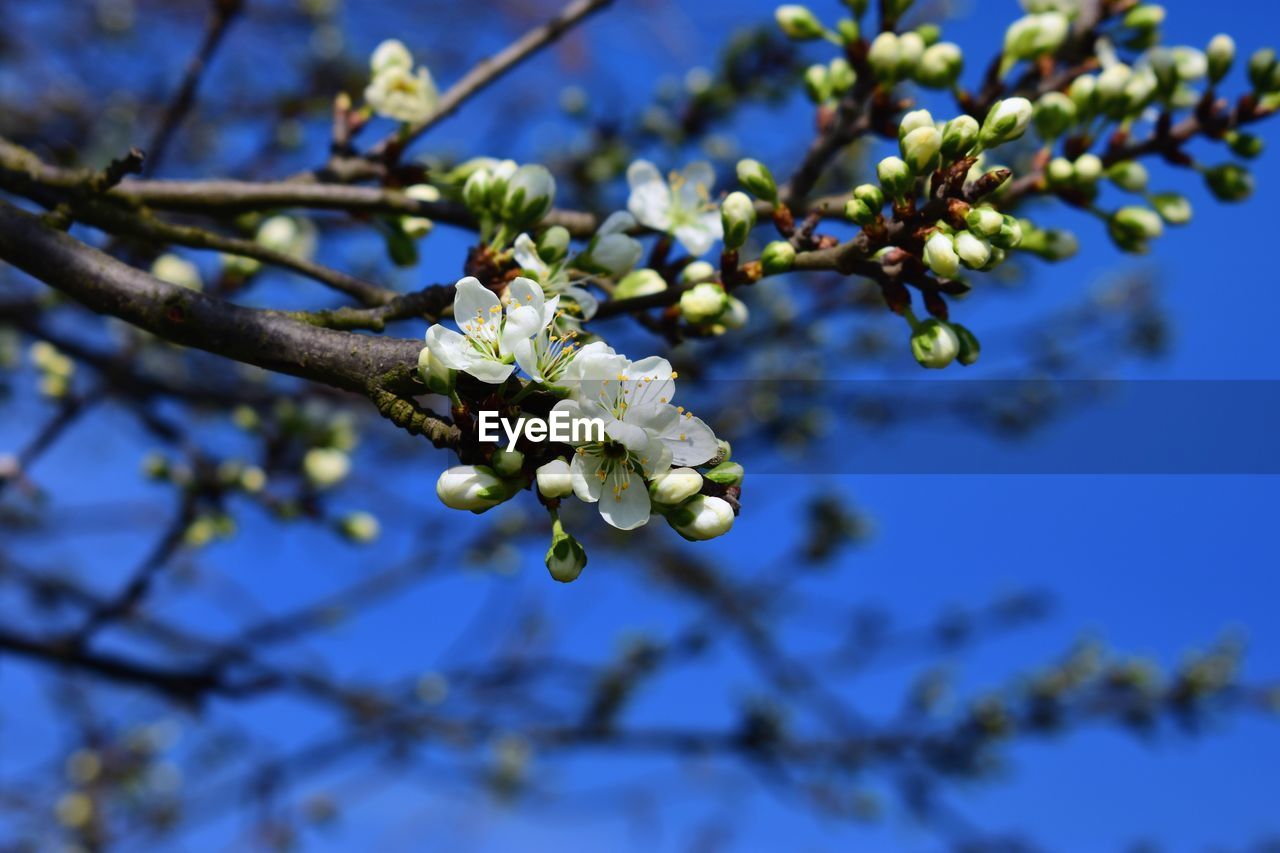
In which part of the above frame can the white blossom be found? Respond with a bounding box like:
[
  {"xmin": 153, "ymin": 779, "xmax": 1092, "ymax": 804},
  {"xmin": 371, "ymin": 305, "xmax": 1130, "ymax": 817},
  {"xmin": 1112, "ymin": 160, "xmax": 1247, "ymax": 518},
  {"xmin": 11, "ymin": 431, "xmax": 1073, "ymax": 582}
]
[
  {"xmin": 627, "ymin": 160, "xmax": 723, "ymax": 257},
  {"xmin": 424, "ymin": 276, "xmax": 555, "ymax": 384}
]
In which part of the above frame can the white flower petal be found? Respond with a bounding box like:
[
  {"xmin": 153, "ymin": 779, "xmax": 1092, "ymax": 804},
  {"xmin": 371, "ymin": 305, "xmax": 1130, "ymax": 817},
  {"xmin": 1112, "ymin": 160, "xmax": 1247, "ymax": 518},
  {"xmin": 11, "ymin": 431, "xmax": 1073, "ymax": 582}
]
[
  {"xmin": 570, "ymin": 451, "xmax": 604, "ymax": 503},
  {"xmin": 512, "ymin": 234, "xmax": 548, "ymax": 278},
  {"xmin": 626, "ymin": 160, "xmax": 673, "ymax": 231},
  {"xmin": 673, "ymin": 222, "xmax": 716, "ymax": 257},
  {"xmin": 424, "ymin": 325, "xmax": 475, "ymax": 371},
  {"xmin": 463, "ymin": 357, "xmax": 516, "ymax": 384},
  {"xmin": 453, "ymin": 277, "xmax": 500, "ymax": 337},
  {"xmin": 598, "ymin": 468, "xmax": 651, "ymax": 530}
]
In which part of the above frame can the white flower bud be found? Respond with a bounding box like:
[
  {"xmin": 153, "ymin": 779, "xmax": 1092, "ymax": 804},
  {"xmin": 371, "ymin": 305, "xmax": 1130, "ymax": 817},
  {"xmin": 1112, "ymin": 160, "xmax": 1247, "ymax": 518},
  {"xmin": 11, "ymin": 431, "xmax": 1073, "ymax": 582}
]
[
  {"xmin": 868, "ymin": 31, "xmax": 901, "ymax": 81},
  {"xmin": 501, "ymin": 164, "xmax": 556, "ymax": 228},
  {"xmin": 736, "ymin": 158, "xmax": 777, "ymax": 202},
  {"xmin": 1072, "ymin": 153, "xmax": 1103, "ymax": 185},
  {"xmin": 898, "ymin": 109, "xmax": 935, "ymax": 141},
  {"xmin": 990, "ymin": 214, "xmax": 1024, "ymax": 250},
  {"xmin": 900, "ymin": 125, "xmax": 942, "ymax": 175},
  {"xmin": 965, "ymin": 205, "xmax": 1004, "ymax": 238},
  {"xmin": 1045, "ymin": 156, "xmax": 1075, "ymax": 187},
  {"xmin": 941, "ymin": 115, "xmax": 980, "ymax": 158},
  {"xmin": 1069, "ymin": 74, "xmax": 1097, "ymax": 117},
  {"xmin": 680, "ymin": 261, "xmax": 717, "ymax": 284},
  {"xmin": 304, "ymin": 448, "xmax": 350, "ymax": 490},
  {"xmin": 718, "ymin": 296, "xmax": 749, "ymax": 330},
  {"xmin": 897, "ymin": 31, "xmax": 925, "ymax": 76},
  {"xmin": 462, "ymin": 168, "xmax": 492, "ymax": 214},
  {"xmin": 922, "ymin": 231, "xmax": 960, "ymax": 279},
  {"xmin": 436, "ymin": 465, "xmax": 509, "ymax": 512},
  {"xmin": 915, "ymin": 42, "xmax": 963, "ymax": 88},
  {"xmin": 1107, "ymin": 160, "xmax": 1149, "ymax": 192},
  {"xmin": 1150, "ymin": 192, "xmax": 1192, "ymax": 225},
  {"xmin": 829, "ymin": 57, "xmax": 857, "ymax": 93},
  {"xmin": 581, "ymin": 211, "xmax": 642, "ymax": 275},
  {"xmin": 877, "ymin": 155, "xmax": 913, "ymax": 198},
  {"xmin": 803, "ymin": 63, "xmax": 832, "ymax": 103},
  {"xmin": 1109, "ymin": 206, "xmax": 1164, "ymax": 253},
  {"xmin": 649, "ymin": 467, "xmax": 703, "ymax": 505},
  {"xmin": 1207, "ymin": 34, "xmax": 1235, "ymax": 83},
  {"xmin": 680, "ymin": 282, "xmax": 729, "ymax": 324},
  {"xmin": 257, "ymin": 215, "xmax": 316, "ymax": 260},
  {"xmin": 150, "ymin": 254, "xmax": 202, "ymax": 292},
  {"xmin": 979, "ymin": 97, "xmax": 1033, "ymax": 148},
  {"xmin": 1003, "ymin": 13, "xmax": 1069, "ymax": 64},
  {"xmin": 954, "ymin": 231, "xmax": 992, "ymax": 269},
  {"xmin": 339, "ymin": 511, "xmax": 380, "ymax": 544},
  {"xmin": 720, "ymin": 191, "xmax": 757, "ymax": 250},
  {"xmin": 1033, "ymin": 91, "xmax": 1077, "ymax": 139},
  {"xmin": 1096, "ymin": 64, "xmax": 1133, "ymax": 114},
  {"xmin": 417, "ymin": 345, "xmax": 455, "ymax": 395},
  {"xmin": 613, "ymin": 268, "xmax": 668, "ymax": 300},
  {"xmin": 774, "ymin": 4, "xmax": 825, "ymax": 40},
  {"xmin": 535, "ymin": 458, "xmax": 574, "ymax": 498},
  {"xmin": 546, "ymin": 523, "xmax": 587, "ymax": 582},
  {"xmin": 670, "ymin": 495, "xmax": 735, "ymax": 541},
  {"xmin": 370, "ymin": 39, "xmax": 413, "ymax": 75},
  {"xmin": 910, "ymin": 319, "xmax": 960, "ymax": 369},
  {"xmin": 491, "ymin": 448, "xmax": 525, "ymax": 478},
  {"xmin": 761, "ymin": 240, "xmax": 796, "ymax": 274},
  {"xmin": 537, "ymin": 226, "xmax": 571, "ymax": 264}
]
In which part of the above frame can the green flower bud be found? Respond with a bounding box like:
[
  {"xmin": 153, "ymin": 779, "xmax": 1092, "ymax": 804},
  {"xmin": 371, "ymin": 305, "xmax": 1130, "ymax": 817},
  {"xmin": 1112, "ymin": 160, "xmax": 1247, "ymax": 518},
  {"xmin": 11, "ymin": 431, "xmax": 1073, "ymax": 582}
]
[
  {"xmin": 955, "ymin": 230, "xmax": 992, "ymax": 269},
  {"xmin": 979, "ymin": 97, "xmax": 1033, "ymax": 148},
  {"xmin": 1068, "ymin": 74, "xmax": 1097, "ymax": 118},
  {"xmin": 1207, "ymin": 34, "xmax": 1235, "ymax": 84},
  {"xmin": 853, "ymin": 183, "xmax": 885, "ymax": 210},
  {"xmin": 1072, "ymin": 153, "xmax": 1103, "ymax": 186},
  {"xmin": 900, "ymin": 125, "xmax": 943, "ymax": 175},
  {"xmin": 1033, "ymin": 91, "xmax": 1077, "ymax": 139},
  {"xmin": 462, "ymin": 168, "xmax": 492, "ymax": 214},
  {"xmin": 546, "ymin": 522, "xmax": 587, "ymax": 582},
  {"xmin": 950, "ymin": 323, "xmax": 981, "ymax": 366},
  {"xmin": 897, "ymin": 32, "xmax": 925, "ymax": 77},
  {"xmin": 736, "ymin": 158, "xmax": 778, "ymax": 203},
  {"xmin": 922, "ymin": 231, "xmax": 960, "ymax": 278},
  {"xmin": 417, "ymin": 344, "xmax": 456, "ymax": 395},
  {"xmin": 705, "ymin": 460, "xmax": 745, "ymax": 486},
  {"xmin": 966, "ymin": 205, "xmax": 1004, "ymax": 238},
  {"xmin": 491, "ymin": 448, "xmax": 525, "ymax": 478},
  {"xmin": 304, "ymin": 447, "xmax": 350, "ymax": 490},
  {"xmin": 836, "ymin": 19, "xmax": 860, "ymax": 45},
  {"xmin": 1172, "ymin": 47, "xmax": 1208, "ymax": 83},
  {"xmin": 1003, "ymin": 13, "xmax": 1069, "ymax": 66},
  {"xmin": 1248, "ymin": 48, "xmax": 1279, "ymax": 93},
  {"xmin": 1107, "ymin": 160, "xmax": 1149, "ymax": 192},
  {"xmin": 877, "ymin": 155, "xmax": 913, "ymax": 198},
  {"xmin": 1123, "ymin": 4, "xmax": 1165, "ymax": 30},
  {"xmin": 537, "ymin": 226, "xmax": 571, "ymax": 264},
  {"xmin": 680, "ymin": 261, "xmax": 718, "ymax": 284},
  {"xmin": 803, "ymin": 64, "xmax": 832, "ymax": 103},
  {"xmin": 1109, "ymin": 205, "xmax": 1164, "ymax": 252},
  {"xmin": 916, "ymin": 42, "xmax": 964, "ymax": 88},
  {"xmin": 614, "ymin": 268, "xmax": 668, "ymax": 300},
  {"xmin": 339, "ymin": 511, "xmax": 381, "ymax": 544},
  {"xmin": 1045, "ymin": 156, "xmax": 1075, "ymax": 187},
  {"xmin": 829, "ymin": 58, "xmax": 857, "ymax": 94},
  {"xmin": 535, "ymin": 458, "xmax": 574, "ymax": 498},
  {"xmin": 1150, "ymin": 192, "xmax": 1193, "ymax": 225},
  {"xmin": 868, "ymin": 31, "xmax": 902, "ymax": 81},
  {"xmin": 669, "ymin": 494, "xmax": 736, "ymax": 541},
  {"xmin": 761, "ymin": 240, "xmax": 797, "ymax": 274},
  {"xmin": 1227, "ymin": 131, "xmax": 1264, "ymax": 159},
  {"xmin": 775, "ymin": 4, "xmax": 825, "ymax": 40},
  {"xmin": 1204, "ymin": 163, "xmax": 1254, "ymax": 202},
  {"xmin": 720, "ymin": 191, "xmax": 757, "ymax": 250},
  {"xmin": 679, "ymin": 281, "xmax": 729, "ymax": 324},
  {"xmin": 910, "ymin": 319, "xmax": 960, "ymax": 369},
  {"xmin": 649, "ymin": 467, "xmax": 703, "ymax": 505},
  {"xmin": 501, "ymin": 164, "xmax": 556, "ymax": 228},
  {"xmin": 1096, "ymin": 64, "xmax": 1133, "ymax": 115},
  {"xmin": 844, "ymin": 197, "xmax": 876, "ymax": 226},
  {"xmin": 436, "ymin": 465, "xmax": 509, "ymax": 512},
  {"xmin": 1018, "ymin": 227, "xmax": 1079, "ymax": 260},
  {"xmin": 941, "ymin": 115, "xmax": 980, "ymax": 158},
  {"xmin": 990, "ymin": 215, "xmax": 1024, "ymax": 250},
  {"xmin": 898, "ymin": 109, "xmax": 935, "ymax": 141}
]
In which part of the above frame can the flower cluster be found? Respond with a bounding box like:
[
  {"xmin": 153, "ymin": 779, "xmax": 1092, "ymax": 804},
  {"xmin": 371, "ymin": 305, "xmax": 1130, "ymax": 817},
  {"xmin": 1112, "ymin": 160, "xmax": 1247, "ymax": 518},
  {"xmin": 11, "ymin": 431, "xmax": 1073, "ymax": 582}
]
[{"xmin": 364, "ymin": 39, "xmax": 437, "ymax": 124}]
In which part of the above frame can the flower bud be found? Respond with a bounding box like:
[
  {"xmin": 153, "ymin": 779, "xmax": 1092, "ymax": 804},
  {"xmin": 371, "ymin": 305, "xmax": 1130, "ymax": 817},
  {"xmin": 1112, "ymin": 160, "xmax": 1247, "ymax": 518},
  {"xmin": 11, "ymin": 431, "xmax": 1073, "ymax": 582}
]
[
  {"xmin": 417, "ymin": 344, "xmax": 455, "ymax": 395},
  {"xmin": 803, "ymin": 64, "xmax": 832, "ymax": 103},
  {"xmin": 669, "ymin": 495, "xmax": 735, "ymax": 541},
  {"xmin": 491, "ymin": 448, "xmax": 525, "ymax": 478},
  {"xmin": 761, "ymin": 240, "xmax": 796, "ymax": 275},
  {"xmin": 829, "ymin": 58, "xmax": 857, "ymax": 94},
  {"xmin": 385, "ymin": 228, "xmax": 419, "ymax": 266},
  {"xmin": 897, "ymin": 32, "xmax": 925, "ymax": 77},
  {"xmin": 546, "ymin": 523, "xmax": 587, "ymax": 582},
  {"xmin": 706, "ymin": 460, "xmax": 745, "ymax": 486},
  {"xmin": 1172, "ymin": 47, "xmax": 1207, "ymax": 83},
  {"xmin": 1096, "ymin": 64, "xmax": 1133, "ymax": 116},
  {"xmin": 1107, "ymin": 160, "xmax": 1149, "ymax": 192},
  {"xmin": 1002, "ymin": 13, "xmax": 1069, "ymax": 66},
  {"xmin": 868, "ymin": 32, "xmax": 901, "ymax": 81},
  {"xmin": 501, "ymin": 164, "xmax": 556, "ymax": 228},
  {"xmin": 950, "ymin": 323, "xmax": 981, "ymax": 366},
  {"xmin": 845, "ymin": 197, "xmax": 876, "ymax": 226},
  {"xmin": 680, "ymin": 282, "xmax": 729, "ymax": 324},
  {"xmin": 462, "ymin": 168, "xmax": 492, "ymax": 214},
  {"xmin": 877, "ymin": 155, "xmax": 913, "ymax": 198},
  {"xmin": 537, "ymin": 226, "xmax": 571, "ymax": 264},
  {"xmin": 1227, "ymin": 131, "xmax": 1264, "ymax": 160},
  {"xmin": 966, "ymin": 205, "xmax": 1003, "ymax": 238},
  {"xmin": 853, "ymin": 183, "xmax": 885, "ymax": 210},
  {"xmin": 923, "ymin": 231, "xmax": 960, "ymax": 279},
  {"xmin": 941, "ymin": 115, "xmax": 980, "ymax": 158},
  {"xmin": 681, "ymin": 261, "xmax": 717, "ymax": 284},
  {"xmin": 614, "ymin": 268, "xmax": 668, "ymax": 300},
  {"xmin": 954, "ymin": 230, "xmax": 992, "ymax": 269},
  {"xmin": 910, "ymin": 319, "xmax": 959, "ymax": 369},
  {"xmin": 978, "ymin": 97, "xmax": 1033, "ymax": 148},
  {"xmin": 339, "ymin": 511, "xmax": 380, "ymax": 544},
  {"xmin": 581, "ymin": 211, "xmax": 642, "ymax": 276},
  {"xmin": 1109, "ymin": 205, "xmax": 1164, "ymax": 252},
  {"xmin": 1204, "ymin": 163, "xmax": 1254, "ymax": 202},
  {"xmin": 1123, "ymin": 4, "xmax": 1165, "ymax": 31},
  {"xmin": 990, "ymin": 214, "xmax": 1024, "ymax": 250},
  {"xmin": 898, "ymin": 109, "xmax": 935, "ymax": 141},
  {"xmin": 915, "ymin": 42, "xmax": 963, "ymax": 88},
  {"xmin": 1207, "ymin": 34, "xmax": 1235, "ymax": 83},
  {"xmin": 1068, "ymin": 74, "xmax": 1097, "ymax": 118},
  {"xmin": 1072, "ymin": 153, "xmax": 1103, "ymax": 186},
  {"xmin": 1247, "ymin": 48, "xmax": 1279, "ymax": 93},
  {"xmin": 718, "ymin": 296, "xmax": 750, "ymax": 330},
  {"xmin": 836, "ymin": 19, "xmax": 860, "ymax": 45},
  {"xmin": 304, "ymin": 448, "xmax": 350, "ymax": 490},
  {"xmin": 436, "ymin": 465, "xmax": 509, "ymax": 512},
  {"xmin": 720, "ymin": 191, "xmax": 757, "ymax": 250},
  {"xmin": 1033, "ymin": 91, "xmax": 1077, "ymax": 139},
  {"xmin": 535, "ymin": 458, "xmax": 574, "ymax": 498},
  {"xmin": 1045, "ymin": 156, "xmax": 1075, "ymax": 187},
  {"xmin": 370, "ymin": 39, "xmax": 413, "ymax": 75},
  {"xmin": 1018, "ymin": 226, "xmax": 1079, "ymax": 260},
  {"xmin": 900, "ymin": 126, "xmax": 942, "ymax": 175},
  {"xmin": 649, "ymin": 467, "xmax": 703, "ymax": 505},
  {"xmin": 736, "ymin": 158, "xmax": 778, "ymax": 203},
  {"xmin": 775, "ymin": 4, "xmax": 825, "ymax": 40},
  {"xmin": 1150, "ymin": 192, "xmax": 1192, "ymax": 225},
  {"xmin": 151, "ymin": 254, "xmax": 202, "ymax": 292}
]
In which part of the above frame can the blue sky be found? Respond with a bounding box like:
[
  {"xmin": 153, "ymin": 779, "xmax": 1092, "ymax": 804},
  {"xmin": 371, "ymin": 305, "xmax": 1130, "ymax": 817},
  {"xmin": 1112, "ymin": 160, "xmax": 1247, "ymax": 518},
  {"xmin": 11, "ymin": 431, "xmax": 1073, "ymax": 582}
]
[{"xmin": 3, "ymin": 0, "xmax": 1280, "ymax": 849}]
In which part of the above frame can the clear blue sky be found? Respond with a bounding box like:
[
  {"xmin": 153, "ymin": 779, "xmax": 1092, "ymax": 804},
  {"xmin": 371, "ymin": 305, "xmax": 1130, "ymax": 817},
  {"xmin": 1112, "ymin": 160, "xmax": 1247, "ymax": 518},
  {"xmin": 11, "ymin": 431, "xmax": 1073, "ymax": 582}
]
[{"xmin": 2, "ymin": 0, "xmax": 1279, "ymax": 849}]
